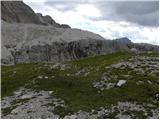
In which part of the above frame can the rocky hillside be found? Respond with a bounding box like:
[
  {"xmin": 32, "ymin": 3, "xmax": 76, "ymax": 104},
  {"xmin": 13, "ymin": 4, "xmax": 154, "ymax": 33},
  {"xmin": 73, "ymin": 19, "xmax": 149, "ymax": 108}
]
[
  {"xmin": 1, "ymin": 52, "xmax": 159, "ymax": 118},
  {"xmin": 1, "ymin": 1, "xmax": 158, "ymax": 65}
]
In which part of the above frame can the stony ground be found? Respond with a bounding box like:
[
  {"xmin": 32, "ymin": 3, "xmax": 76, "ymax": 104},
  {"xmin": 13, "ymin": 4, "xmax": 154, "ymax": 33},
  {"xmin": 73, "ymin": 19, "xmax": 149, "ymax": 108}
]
[
  {"xmin": 1, "ymin": 52, "xmax": 159, "ymax": 118},
  {"xmin": 1, "ymin": 88, "xmax": 63, "ymax": 118}
]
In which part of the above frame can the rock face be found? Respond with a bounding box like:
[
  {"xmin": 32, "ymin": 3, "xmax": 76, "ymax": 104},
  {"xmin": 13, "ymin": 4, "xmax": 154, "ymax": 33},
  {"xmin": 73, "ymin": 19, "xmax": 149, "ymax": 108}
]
[
  {"xmin": 37, "ymin": 13, "xmax": 57, "ymax": 26},
  {"xmin": 1, "ymin": 20, "xmax": 158, "ymax": 64},
  {"xmin": 37, "ymin": 13, "xmax": 71, "ymax": 28},
  {"xmin": 1, "ymin": 1, "xmax": 158, "ymax": 65},
  {"xmin": 1, "ymin": 20, "xmax": 107, "ymax": 64},
  {"xmin": 134, "ymin": 43, "xmax": 158, "ymax": 52},
  {"xmin": 1, "ymin": 1, "xmax": 42, "ymax": 24},
  {"xmin": 114, "ymin": 37, "xmax": 132, "ymax": 44},
  {"xmin": 1, "ymin": 1, "xmax": 70, "ymax": 28}
]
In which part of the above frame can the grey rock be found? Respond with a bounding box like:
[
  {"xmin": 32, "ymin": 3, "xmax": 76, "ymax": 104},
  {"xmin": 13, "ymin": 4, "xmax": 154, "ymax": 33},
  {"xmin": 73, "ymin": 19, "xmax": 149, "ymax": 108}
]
[
  {"xmin": 1, "ymin": 88, "xmax": 67, "ymax": 119},
  {"xmin": 1, "ymin": 1, "xmax": 42, "ymax": 24},
  {"xmin": 114, "ymin": 37, "xmax": 132, "ymax": 44},
  {"xmin": 37, "ymin": 13, "xmax": 58, "ymax": 26},
  {"xmin": 37, "ymin": 13, "xmax": 71, "ymax": 28},
  {"xmin": 65, "ymin": 115, "xmax": 77, "ymax": 119},
  {"xmin": 136, "ymin": 81, "xmax": 144, "ymax": 85},
  {"xmin": 130, "ymin": 48, "xmax": 138, "ymax": 53},
  {"xmin": 116, "ymin": 113, "xmax": 131, "ymax": 119},
  {"xmin": 111, "ymin": 62, "xmax": 126, "ymax": 68},
  {"xmin": 1, "ymin": 1, "xmax": 71, "ymax": 29},
  {"xmin": 117, "ymin": 80, "xmax": 126, "ymax": 87},
  {"xmin": 21, "ymin": 93, "xmax": 34, "ymax": 99}
]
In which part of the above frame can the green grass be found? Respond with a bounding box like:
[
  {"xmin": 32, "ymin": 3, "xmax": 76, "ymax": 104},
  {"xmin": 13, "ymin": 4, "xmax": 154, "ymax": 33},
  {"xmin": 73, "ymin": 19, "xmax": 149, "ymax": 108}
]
[{"xmin": 1, "ymin": 52, "xmax": 159, "ymax": 117}]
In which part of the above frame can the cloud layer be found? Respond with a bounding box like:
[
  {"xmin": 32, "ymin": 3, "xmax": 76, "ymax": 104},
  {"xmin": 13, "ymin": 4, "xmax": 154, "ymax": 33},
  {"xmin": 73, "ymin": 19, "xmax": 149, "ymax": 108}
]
[
  {"xmin": 24, "ymin": 0, "xmax": 159, "ymax": 45},
  {"xmin": 93, "ymin": 1, "xmax": 159, "ymax": 27}
]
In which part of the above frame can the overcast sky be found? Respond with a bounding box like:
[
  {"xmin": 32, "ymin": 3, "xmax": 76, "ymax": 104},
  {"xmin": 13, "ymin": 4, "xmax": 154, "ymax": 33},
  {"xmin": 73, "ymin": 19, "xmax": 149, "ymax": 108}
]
[{"xmin": 24, "ymin": 0, "xmax": 159, "ymax": 45}]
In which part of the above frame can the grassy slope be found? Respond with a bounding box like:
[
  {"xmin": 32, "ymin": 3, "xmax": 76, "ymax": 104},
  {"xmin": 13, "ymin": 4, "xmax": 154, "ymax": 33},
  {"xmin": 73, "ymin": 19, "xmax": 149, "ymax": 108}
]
[{"xmin": 1, "ymin": 52, "xmax": 159, "ymax": 117}]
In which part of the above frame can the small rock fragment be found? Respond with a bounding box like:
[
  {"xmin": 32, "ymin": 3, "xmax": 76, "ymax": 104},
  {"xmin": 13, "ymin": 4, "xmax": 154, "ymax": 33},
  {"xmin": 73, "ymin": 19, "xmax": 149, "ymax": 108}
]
[{"xmin": 117, "ymin": 80, "xmax": 126, "ymax": 87}]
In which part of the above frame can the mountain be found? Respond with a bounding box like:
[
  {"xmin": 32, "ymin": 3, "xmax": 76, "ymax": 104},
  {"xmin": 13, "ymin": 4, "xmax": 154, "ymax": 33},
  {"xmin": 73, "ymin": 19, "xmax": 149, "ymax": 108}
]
[
  {"xmin": 1, "ymin": 1, "xmax": 159, "ymax": 119},
  {"xmin": 1, "ymin": 1, "xmax": 158, "ymax": 65},
  {"xmin": 1, "ymin": 1, "xmax": 70, "ymax": 28},
  {"xmin": 1, "ymin": 1, "xmax": 42, "ymax": 24},
  {"xmin": 114, "ymin": 37, "xmax": 132, "ymax": 44}
]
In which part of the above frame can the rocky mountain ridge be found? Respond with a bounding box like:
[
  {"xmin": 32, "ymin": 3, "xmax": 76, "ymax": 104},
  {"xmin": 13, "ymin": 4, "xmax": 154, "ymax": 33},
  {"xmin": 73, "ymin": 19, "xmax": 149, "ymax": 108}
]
[
  {"xmin": 36, "ymin": 13, "xmax": 71, "ymax": 28},
  {"xmin": 1, "ymin": 1, "xmax": 42, "ymax": 24},
  {"xmin": 1, "ymin": 1, "xmax": 70, "ymax": 28}
]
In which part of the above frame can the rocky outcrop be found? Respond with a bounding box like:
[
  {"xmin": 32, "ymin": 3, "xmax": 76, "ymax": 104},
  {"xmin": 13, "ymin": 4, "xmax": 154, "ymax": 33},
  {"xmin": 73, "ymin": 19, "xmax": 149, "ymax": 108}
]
[
  {"xmin": 37, "ymin": 13, "xmax": 58, "ymax": 26},
  {"xmin": 1, "ymin": 21, "xmax": 105, "ymax": 64},
  {"xmin": 114, "ymin": 37, "xmax": 132, "ymax": 44},
  {"xmin": 1, "ymin": 45, "xmax": 14, "ymax": 65},
  {"xmin": 37, "ymin": 13, "xmax": 71, "ymax": 28},
  {"xmin": 134, "ymin": 43, "xmax": 158, "ymax": 52},
  {"xmin": 3, "ymin": 39, "xmax": 130, "ymax": 63},
  {"xmin": 60, "ymin": 24, "xmax": 71, "ymax": 29}
]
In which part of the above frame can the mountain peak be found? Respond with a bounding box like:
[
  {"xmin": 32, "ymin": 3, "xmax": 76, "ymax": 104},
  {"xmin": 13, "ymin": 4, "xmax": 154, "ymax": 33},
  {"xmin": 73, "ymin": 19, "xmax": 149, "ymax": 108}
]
[
  {"xmin": 1, "ymin": 1, "xmax": 71, "ymax": 28},
  {"xmin": 114, "ymin": 37, "xmax": 132, "ymax": 44},
  {"xmin": 1, "ymin": 1, "xmax": 42, "ymax": 24}
]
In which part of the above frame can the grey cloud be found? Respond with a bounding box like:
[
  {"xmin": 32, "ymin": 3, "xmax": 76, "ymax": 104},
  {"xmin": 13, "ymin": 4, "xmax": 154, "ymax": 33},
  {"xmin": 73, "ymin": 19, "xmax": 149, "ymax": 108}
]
[
  {"xmin": 44, "ymin": 2, "xmax": 76, "ymax": 11},
  {"xmin": 115, "ymin": 2, "xmax": 158, "ymax": 15},
  {"xmin": 93, "ymin": 1, "xmax": 159, "ymax": 27},
  {"xmin": 44, "ymin": 1, "xmax": 86, "ymax": 11},
  {"xmin": 44, "ymin": 0, "xmax": 159, "ymax": 27},
  {"xmin": 44, "ymin": 0, "xmax": 96, "ymax": 11}
]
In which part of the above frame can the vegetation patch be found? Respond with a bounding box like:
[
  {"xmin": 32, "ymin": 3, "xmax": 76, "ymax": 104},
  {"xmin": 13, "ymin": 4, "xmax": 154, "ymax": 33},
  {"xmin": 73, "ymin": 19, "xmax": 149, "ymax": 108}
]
[{"xmin": 1, "ymin": 52, "xmax": 159, "ymax": 118}]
